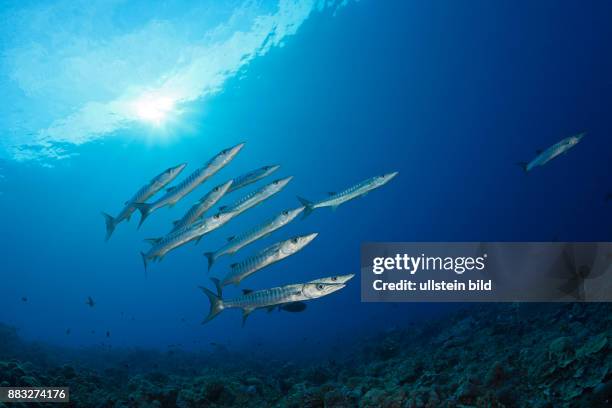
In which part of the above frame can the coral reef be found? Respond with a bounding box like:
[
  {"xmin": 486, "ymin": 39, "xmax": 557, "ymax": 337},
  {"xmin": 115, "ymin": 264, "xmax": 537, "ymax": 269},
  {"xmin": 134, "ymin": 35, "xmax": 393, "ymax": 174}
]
[{"xmin": 1, "ymin": 303, "xmax": 610, "ymax": 407}]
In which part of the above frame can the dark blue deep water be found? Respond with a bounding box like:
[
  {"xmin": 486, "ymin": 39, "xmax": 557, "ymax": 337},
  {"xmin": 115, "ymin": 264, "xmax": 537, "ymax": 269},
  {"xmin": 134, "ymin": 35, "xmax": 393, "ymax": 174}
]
[{"xmin": 0, "ymin": 2, "xmax": 611, "ymax": 405}]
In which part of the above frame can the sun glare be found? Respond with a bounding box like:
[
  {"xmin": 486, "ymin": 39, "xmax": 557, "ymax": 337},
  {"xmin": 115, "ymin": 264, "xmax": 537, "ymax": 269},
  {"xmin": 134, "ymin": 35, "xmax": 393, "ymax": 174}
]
[{"xmin": 132, "ymin": 94, "xmax": 176, "ymax": 126}]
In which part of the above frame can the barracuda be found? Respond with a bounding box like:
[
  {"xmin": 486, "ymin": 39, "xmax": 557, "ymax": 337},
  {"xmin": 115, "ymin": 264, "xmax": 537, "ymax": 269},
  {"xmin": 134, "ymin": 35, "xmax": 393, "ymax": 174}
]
[
  {"xmin": 518, "ymin": 133, "xmax": 585, "ymax": 172},
  {"xmin": 204, "ymin": 206, "xmax": 304, "ymax": 271},
  {"xmin": 140, "ymin": 211, "xmax": 237, "ymax": 271},
  {"xmin": 227, "ymin": 164, "xmax": 280, "ymax": 193},
  {"xmin": 200, "ymin": 274, "xmax": 352, "ymax": 326},
  {"xmin": 297, "ymin": 172, "xmax": 398, "ymax": 217},
  {"xmin": 170, "ymin": 180, "xmax": 233, "ymax": 232},
  {"xmin": 219, "ymin": 176, "xmax": 293, "ymax": 216},
  {"xmin": 220, "ymin": 233, "xmax": 318, "ymax": 287},
  {"xmin": 101, "ymin": 163, "xmax": 187, "ymax": 241},
  {"xmin": 135, "ymin": 143, "xmax": 244, "ymax": 227}
]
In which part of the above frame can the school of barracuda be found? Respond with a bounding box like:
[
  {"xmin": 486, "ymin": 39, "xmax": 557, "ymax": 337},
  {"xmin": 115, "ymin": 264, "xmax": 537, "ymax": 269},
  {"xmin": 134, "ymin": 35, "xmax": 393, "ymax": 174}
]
[{"xmin": 102, "ymin": 142, "xmax": 398, "ymax": 325}]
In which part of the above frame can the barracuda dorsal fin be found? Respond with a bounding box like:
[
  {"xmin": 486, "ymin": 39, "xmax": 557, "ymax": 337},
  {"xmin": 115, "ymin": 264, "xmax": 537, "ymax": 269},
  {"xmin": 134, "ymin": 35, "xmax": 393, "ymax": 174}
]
[
  {"xmin": 327, "ymin": 192, "xmax": 337, "ymax": 196},
  {"xmin": 241, "ymin": 308, "xmax": 254, "ymax": 327},
  {"xmin": 144, "ymin": 237, "xmax": 162, "ymax": 245},
  {"xmin": 227, "ymin": 236, "xmax": 235, "ymax": 242},
  {"xmin": 242, "ymin": 289, "xmax": 253, "ymax": 295}
]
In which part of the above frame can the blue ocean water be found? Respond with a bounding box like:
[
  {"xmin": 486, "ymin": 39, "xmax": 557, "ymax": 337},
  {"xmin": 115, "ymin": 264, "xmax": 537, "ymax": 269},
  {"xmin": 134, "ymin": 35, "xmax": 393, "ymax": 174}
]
[{"xmin": 0, "ymin": 0, "xmax": 611, "ymax": 360}]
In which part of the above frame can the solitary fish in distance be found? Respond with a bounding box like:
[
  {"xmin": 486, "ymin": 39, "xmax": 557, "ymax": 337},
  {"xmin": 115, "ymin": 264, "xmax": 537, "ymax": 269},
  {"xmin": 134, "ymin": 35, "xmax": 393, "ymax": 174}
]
[
  {"xmin": 135, "ymin": 143, "xmax": 244, "ymax": 227},
  {"xmin": 102, "ymin": 163, "xmax": 187, "ymax": 240},
  {"xmin": 518, "ymin": 133, "xmax": 585, "ymax": 173},
  {"xmin": 204, "ymin": 207, "xmax": 304, "ymax": 271},
  {"xmin": 297, "ymin": 172, "xmax": 398, "ymax": 217},
  {"xmin": 220, "ymin": 233, "xmax": 318, "ymax": 286},
  {"xmin": 86, "ymin": 296, "xmax": 95, "ymax": 307},
  {"xmin": 171, "ymin": 180, "xmax": 233, "ymax": 232},
  {"xmin": 200, "ymin": 274, "xmax": 351, "ymax": 326},
  {"xmin": 141, "ymin": 211, "xmax": 237, "ymax": 271},
  {"xmin": 219, "ymin": 176, "xmax": 293, "ymax": 216},
  {"xmin": 228, "ymin": 165, "xmax": 280, "ymax": 193}
]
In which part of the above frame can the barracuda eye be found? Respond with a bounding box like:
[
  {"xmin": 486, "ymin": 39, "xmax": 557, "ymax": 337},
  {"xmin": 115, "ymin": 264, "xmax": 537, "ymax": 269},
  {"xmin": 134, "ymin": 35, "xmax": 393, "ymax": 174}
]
[
  {"xmin": 213, "ymin": 187, "xmax": 219, "ymax": 192},
  {"xmin": 214, "ymin": 214, "xmax": 220, "ymax": 219},
  {"xmin": 291, "ymin": 238, "xmax": 298, "ymax": 244},
  {"xmin": 331, "ymin": 276, "xmax": 337, "ymax": 282},
  {"xmin": 282, "ymin": 211, "xmax": 288, "ymax": 216},
  {"xmin": 317, "ymin": 284, "xmax": 324, "ymax": 290},
  {"xmin": 273, "ymin": 180, "xmax": 279, "ymax": 185}
]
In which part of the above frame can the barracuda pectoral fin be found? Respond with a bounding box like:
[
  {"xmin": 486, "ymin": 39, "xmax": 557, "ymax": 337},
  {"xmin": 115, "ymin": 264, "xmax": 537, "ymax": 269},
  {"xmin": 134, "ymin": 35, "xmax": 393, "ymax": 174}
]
[
  {"xmin": 241, "ymin": 308, "xmax": 255, "ymax": 327},
  {"xmin": 331, "ymin": 205, "xmax": 339, "ymax": 211},
  {"xmin": 226, "ymin": 236, "xmax": 235, "ymax": 242},
  {"xmin": 266, "ymin": 306, "xmax": 275, "ymax": 313}
]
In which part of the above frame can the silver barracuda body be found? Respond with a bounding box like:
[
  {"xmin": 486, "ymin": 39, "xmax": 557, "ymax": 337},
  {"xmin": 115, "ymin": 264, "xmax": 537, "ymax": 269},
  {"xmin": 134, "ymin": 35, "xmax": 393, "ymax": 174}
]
[
  {"xmin": 135, "ymin": 143, "xmax": 244, "ymax": 227},
  {"xmin": 171, "ymin": 180, "xmax": 233, "ymax": 232},
  {"xmin": 297, "ymin": 172, "xmax": 398, "ymax": 217},
  {"xmin": 140, "ymin": 211, "xmax": 237, "ymax": 271},
  {"xmin": 200, "ymin": 274, "xmax": 352, "ymax": 325},
  {"xmin": 102, "ymin": 163, "xmax": 187, "ymax": 241},
  {"xmin": 227, "ymin": 165, "xmax": 280, "ymax": 193},
  {"xmin": 518, "ymin": 133, "xmax": 585, "ymax": 172},
  {"xmin": 203, "ymin": 207, "xmax": 304, "ymax": 271},
  {"xmin": 220, "ymin": 233, "xmax": 318, "ymax": 286},
  {"xmin": 219, "ymin": 176, "xmax": 293, "ymax": 216}
]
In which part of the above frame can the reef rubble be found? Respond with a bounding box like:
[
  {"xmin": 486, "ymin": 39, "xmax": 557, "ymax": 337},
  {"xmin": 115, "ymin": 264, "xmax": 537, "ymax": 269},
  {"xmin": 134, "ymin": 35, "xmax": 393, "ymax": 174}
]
[{"xmin": 1, "ymin": 303, "xmax": 610, "ymax": 407}]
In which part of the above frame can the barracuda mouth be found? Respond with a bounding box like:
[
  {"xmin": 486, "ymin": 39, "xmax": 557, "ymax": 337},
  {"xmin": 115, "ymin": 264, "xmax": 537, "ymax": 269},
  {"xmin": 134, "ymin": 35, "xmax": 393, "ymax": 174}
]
[{"xmin": 326, "ymin": 283, "xmax": 347, "ymax": 295}]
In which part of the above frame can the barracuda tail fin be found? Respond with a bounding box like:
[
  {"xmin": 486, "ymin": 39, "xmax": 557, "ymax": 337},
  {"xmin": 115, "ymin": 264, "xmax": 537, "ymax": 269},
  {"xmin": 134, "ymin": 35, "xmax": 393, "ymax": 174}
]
[
  {"xmin": 133, "ymin": 203, "xmax": 152, "ymax": 228},
  {"xmin": 101, "ymin": 212, "xmax": 116, "ymax": 241},
  {"xmin": 199, "ymin": 283, "xmax": 224, "ymax": 324},
  {"xmin": 296, "ymin": 196, "xmax": 314, "ymax": 218},
  {"xmin": 516, "ymin": 162, "xmax": 529, "ymax": 173},
  {"xmin": 204, "ymin": 252, "xmax": 216, "ymax": 272}
]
